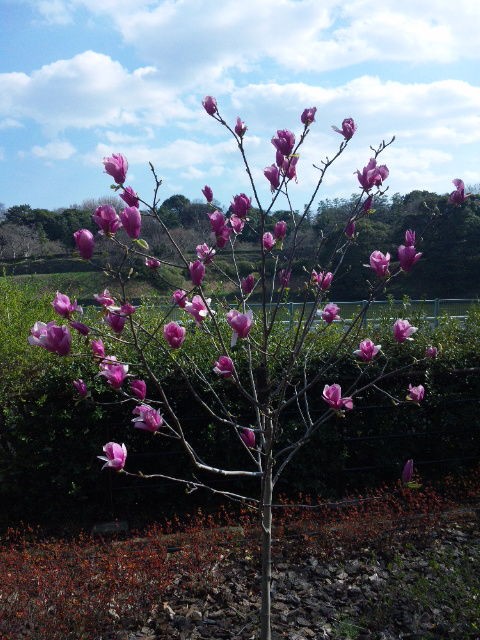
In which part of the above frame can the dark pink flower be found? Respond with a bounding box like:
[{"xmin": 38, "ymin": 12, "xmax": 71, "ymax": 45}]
[
  {"xmin": 73, "ymin": 379, "xmax": 88, "ymax": 397},
  {"xmin": 202, "ymin": 185, "xmax": 213, "ymax": 203},
  {"xmin": 227, "ymin": 309, "xmax": 253, "ymax": 346},
  {"xmin": 215, "ymin": 225, "xmax": 232, "ymax": 248},
  {"xmin": 120, "ymin": 186, "xmax": 139, "ymax": 208},
  {"xmin": 398, "ymin": 245, "xmax": 422, "ymax": 272},
  {"xmin": 98, "ymin": 357, "xmax": 129, "ymax": 389},
  {"xmin": 263, "ymin": 232, "xmax": 275, "ymax": 252},
  {"xmin": 344, "ymin": 220, "xmax": 356, "ymax": 239},
  {"xmin": 103, "ymin": 153, "xmax": 128, "ymax": 184},
  {"xmin": 449, "ymin": 178, "xmax": 470, "ymax": 205},
  {"xmin": 235, "ymin": 117, "xmax": 247, "ymax": 137},
  {"xmin": 264, "ymin": 164, "xmax": 280, "ymax": 191},
  {"xmin": 402, "ymin": 459, "xmax": 414, "ymax": 484},
  {"xmin": 184, "ymin": 295, "xmax": 212, "ymax": 324},
  {"xmin": 73, "ymin": 229, "xmax": 95, "ymax": 259},
  {"xmin": 273, "ymin": 220, "xmax": 287, "ymax": 241},
  {"xmin": 52, "ymin": 292, "xmax": 82, "ymax": 318},
  {"xmin": 98, "ymin": 442, "xmax": 127, "ymax": 471},
  {"xmin": 29, "ymin": 321, "xmax": 71, "ymax": 356},
  {"xmin": 209, "ymin": 210, "xmax": 227, "ymax": 234},
  {"xmin": 189, "ymin": 260, "xmax": 206, "ymax": 286},
  {"xmin": 404, "ymin": 229, "xmax": 416, "ymax": 247},
  {"xmin": 332, "ymin": 118, "xmax": 357, "ymax": 140},
  {"xmin": 163, "ymin": 321, "xmax": 186, "ymax": 348},
  {"xmin": 196, "ymin": 243, "xmax": 215, "ymax": 264},
  {"xmin": 278, "ymin": 269, "xmax": 291, "ymax": 287},
  {"xmin": 132, "ymin": 404, "xmax": 163, "ymax": 432},
  {"xmin": 393, "ymin": 319, "xmax": 417, "ymax": 343},
  {"xmin": 406, "ymin": 384, "xmax": 425, "ymax": 403},
  {"xmin": 241, "ymin": 274, "xmax": 255, "ymax": 295},
  {"xmin": 322, "ymin": 384, "xmax": 353, "ymax": 411},
  {"xmin": 94, "ymin": 289, "xmax": 115, "ymax": 307},
  {"xmin": 311, "ymin": 270, "xmax": 333, "ymax": 291},
  {"xmin": 213, "ymin": 355, "xmax": 234, "ymax": 378},
  {"xmin": 271, "ymin": 129, "xmax": 295, "ymax": 156},
  {"xmin": 301, "ymin": 107, "xmax": 317, "ymax": 126},
  {"xmin": 202, "ymin": 96, "xmax": 217, "ymax": 116},
  {"xmin": 321, "ymin": 303, "xmax": 340, "ymax": 324},
  {"xmin": 425, "ymin": 346, "xmax": 438, "ymax": 359},
  {"xmin": 354, "ymin": 339, "xmax": 381, "ymax": 361},
  {"xmin": 369, "ymin": 250, "xmax": 391, "ymax": 278},
  {"xmin": 91, "ymin": 339, "xmax": 105, "ymax": 358},
  {"xmin": 119, "ymin": 206, "xmax": 142, "ymax": 239},
  {"xmin": 92, "ymin": 205, "xmax": 122, "ymax": 235},
  {"xmin": 70, "ymin": 320, "xmax": 90, "ymax": 336},
  {"xmin": 130, "ymin": 379, "xmax": 147, "ymax": 400},
  {"xmin": 145, "ymin": 257, "xmax": 161, "ymax": 269},
  {"xmin": 105, "ymin": 311, "xmax": 126, "ymax": 334},
  {"xmin": 229, "ymin": 214, "xmax": 245, "ymax": 234},
  {"xmin": 172, "ymin": 289, "xmax": 188, "ymax": 308},
  {"xmin": 230, "ymin": 193, "xmax": 251, "ymax": 219},
  {"xmin": 240, "ymin": 428, "xmax": 256, "ymax": 448},
  {"xmin": 281, "ymin": 155, "xmax": 298, "ymax": 181},
  {"xmin": 356, "ymin": 158, "xmax": 389, "ymax": 191}
]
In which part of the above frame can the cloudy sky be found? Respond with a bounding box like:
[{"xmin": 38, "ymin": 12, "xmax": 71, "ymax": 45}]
[{"xmin": 1, "ymin": 0, "xmax": 479, "ymax": 213}]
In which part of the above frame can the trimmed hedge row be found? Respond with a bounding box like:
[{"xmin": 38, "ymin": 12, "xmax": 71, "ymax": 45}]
[{"xmin": 1, "ymin": 277, "xmax": 479, "ymax": 530}]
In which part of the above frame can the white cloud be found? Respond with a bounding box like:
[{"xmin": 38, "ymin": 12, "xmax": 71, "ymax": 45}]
[{"xmin": 30, "ymin": 140, "xmax": 76, "ymax": 159}]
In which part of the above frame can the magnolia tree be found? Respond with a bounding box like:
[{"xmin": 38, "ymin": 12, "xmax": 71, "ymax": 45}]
[{"xmin": 29, "ymin": 97, "xmax": 468, "ymax": 639}]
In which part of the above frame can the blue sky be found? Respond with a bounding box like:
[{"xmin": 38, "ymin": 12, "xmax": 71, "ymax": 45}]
[{"xmin": 1, "ymin": 0, "xmax": 479, "ymax": 214}]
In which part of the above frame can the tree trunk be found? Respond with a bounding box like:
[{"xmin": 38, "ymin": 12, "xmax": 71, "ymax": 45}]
[{"xmin": 260, "ymin": 456, "xmax": 273, "ymax": 640}]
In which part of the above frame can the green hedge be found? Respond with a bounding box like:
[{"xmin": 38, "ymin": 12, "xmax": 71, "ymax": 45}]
[{"xmin": 1, "ymin": 278, "xmax": 479, "ymax": 530}]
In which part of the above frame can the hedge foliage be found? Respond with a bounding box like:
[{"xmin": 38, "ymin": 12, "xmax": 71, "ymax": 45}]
[{"xmin": 1, "ymin": 277, "xmax": 479, "ymax": 530}]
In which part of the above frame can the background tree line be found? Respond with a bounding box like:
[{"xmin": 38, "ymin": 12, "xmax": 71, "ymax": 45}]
[{"xmin": 1, "ymin": 187, "xmax": 479, "ymax": 300}]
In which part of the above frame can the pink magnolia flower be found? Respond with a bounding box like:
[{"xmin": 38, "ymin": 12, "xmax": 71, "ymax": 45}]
[
  {"xmin": 301, "ymin": 107, "xmax": 317, "ymax": 126},
  {"xmin": 281, "ymin": 155, "xmax": 298, "ymax": 181},
  {"xmin": 322, "ymin": 384, "xmax": 353, "ymax": 411},
  {"xmin": 404, "ymin": 229, "xmax": 416, "ymax": 247},
  {"xmin": 202, "ymin": 185, "xmax": 213, "ymax": 203},
  {"xmin": 209, "ymin": 211, "xmax": 227, "ymax": 234},
  {"xmin": 184, "ymin": 295, "xmax": 212, "ymax": 324},
  {"xmin": 103, "ymin": 153, "xmax": 128, "ymax": 184},
  {"xmin": 163, "ymin": 321, "xmax": 186, "ymax": 348},
  {"xmin": 98, "ymin": 442, "xmax": 127, "ymax": 471},
  {"xmin": 278, "ymin": 269, "xmax": 291, "ymax": 287},
  {"xmin": 94, "ymin": 289, "xmax": 115, "ymax": 307},
  {"xmin": 73, "ymin": 379, "xmax": 88, "ymax": 397},
  {"xmin": 215, "ymin": 225, "xmax": 232, "ymax": 248},
  {"xmin": 393, "ymin": 319, "xmax": 417, "ymax": 343},
  {"xmin": 311, "ymin": 270, "xmax": 333, "ymax": 291},
  {"xmin": 189, "ymin": 260, "xmax": 206, "ymax": 286},
  {"xmin": 213, "ymin": 355, "xmax": 234, "ymax": 378},
  {"xmin": 354, "ymin": 339, "xmax": 381, "ymax": 362},
  {"xmin": 241, "ymin": 274, "xmax": 255, "ymax": 295},
  {"xmin": 145, "ymin": 257, "xmax": 161, "ymax": 269},
  {"xmin": 227, "ymin": 309, "xmax": 253, "ymax": 346},
  {"xmin": 52, "ymin": 292, "xmax": 82, "ymax": 318},
  {"xmin": 202, "ymin": 95, "xmax": 217, "ymax": 116},
  {"xmin": 271, "ymin": 129, "xmax": 295, "ymax": 156},
  {"xmin": 105, "ymin": 311, "xmax": 126, "ymax": 334},
  {"xmin": 120, "ymin": 303, "xmax": 136, "ymax": 316},
  {"xmin": 398, "ymin": 245, "xmax": 422, "ymax": 272},
  {"xmin": 91, "ymin": 339, "xmax": 105, "ymax": 358},
  {"xmin": 406, "ymin": 384, "xmax": 425, "ymax": 403},
  {"xmin": 263, "ymin": 232, "xmax": 275, "ymax": 252},
  {"xmin": 344, "ymin": 220, "xmax": 356, "ymax": 239},
  {"xmin": 229, "ymin": 214, "xmax": 245, "ymax": 234},
  {"xmin": 119, "ymin": 206, "xmax": 142, "ymax": 239},
  {"xmin": 120, "ymin": 186, "xmax": 139, "ymax": 208},
  {"xmin": 235, "ymin": 117, "xmax": 247, "ymax": 137},
  {"xmin": 230, "ymin": 193, "xmax": 251, "ymax": 219},
  {"xmin": 130, "ymin": 379, "xmax": 147, "ymax": 400},
  {"xmin": 332, "ymin": 118, "xmax": 357, "ymax": 140},
  {"xmin": 321, "ymin": 303, "xmax": 340, "ymax": 324},
  {"xmin": 73, "ymin": 229, "xmax": 95, "ymax": 259},
  {"xmin": 240, "ymin": 427, "xmax": 256, "ymax": 448},
  {"xmin": 98, "ymin": 357, "xmax": 129, "ymax": 389},
  {"xmin": 449, "ymin": 178, "xmax": 470, "ymax": 205},
  {"xmin": 426, "ymin": 346, "xmax": 438, "ymax": 359},
  {"xmin": 196, "ymin": 243, "xmax": 215, "ymax": 264},
  {"xmin": 29, "ymin": 322, "xmax": 71, "ymax": 356},
  {"xmin": 273, "ymin": 220, "xmax": 287, "ymax": 241},
  {"xmin": 264, "ymin": 164, "xmax": 280, "ymax": 191},
  {"xmin": 172, "ymin": 289, "xmax": 188, "ymax": 308},
  {"xmin": 132, "ymin": 404, "xmax": 163, "ymax": 433},
  {"xmin": 70, "ymin": 320, "xmax": 90, "ymax": 336},
  {"xmin": 92, "ymin": 205, "xmax": 122, "ymax": 235},
  {"xmin": 402, "ymin": 459, "xmax": 414, "ymax": 484},
  {"xmin": 356, "ymin": 158, "xmax": 389, "ymax": 191},
  {"xmin": 363, "ymin": 195, "xmax": 374, "ymax": 213},
  {"xmin": 369, "ymin": 250, "xmax": 391, "ymax": 278}
]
